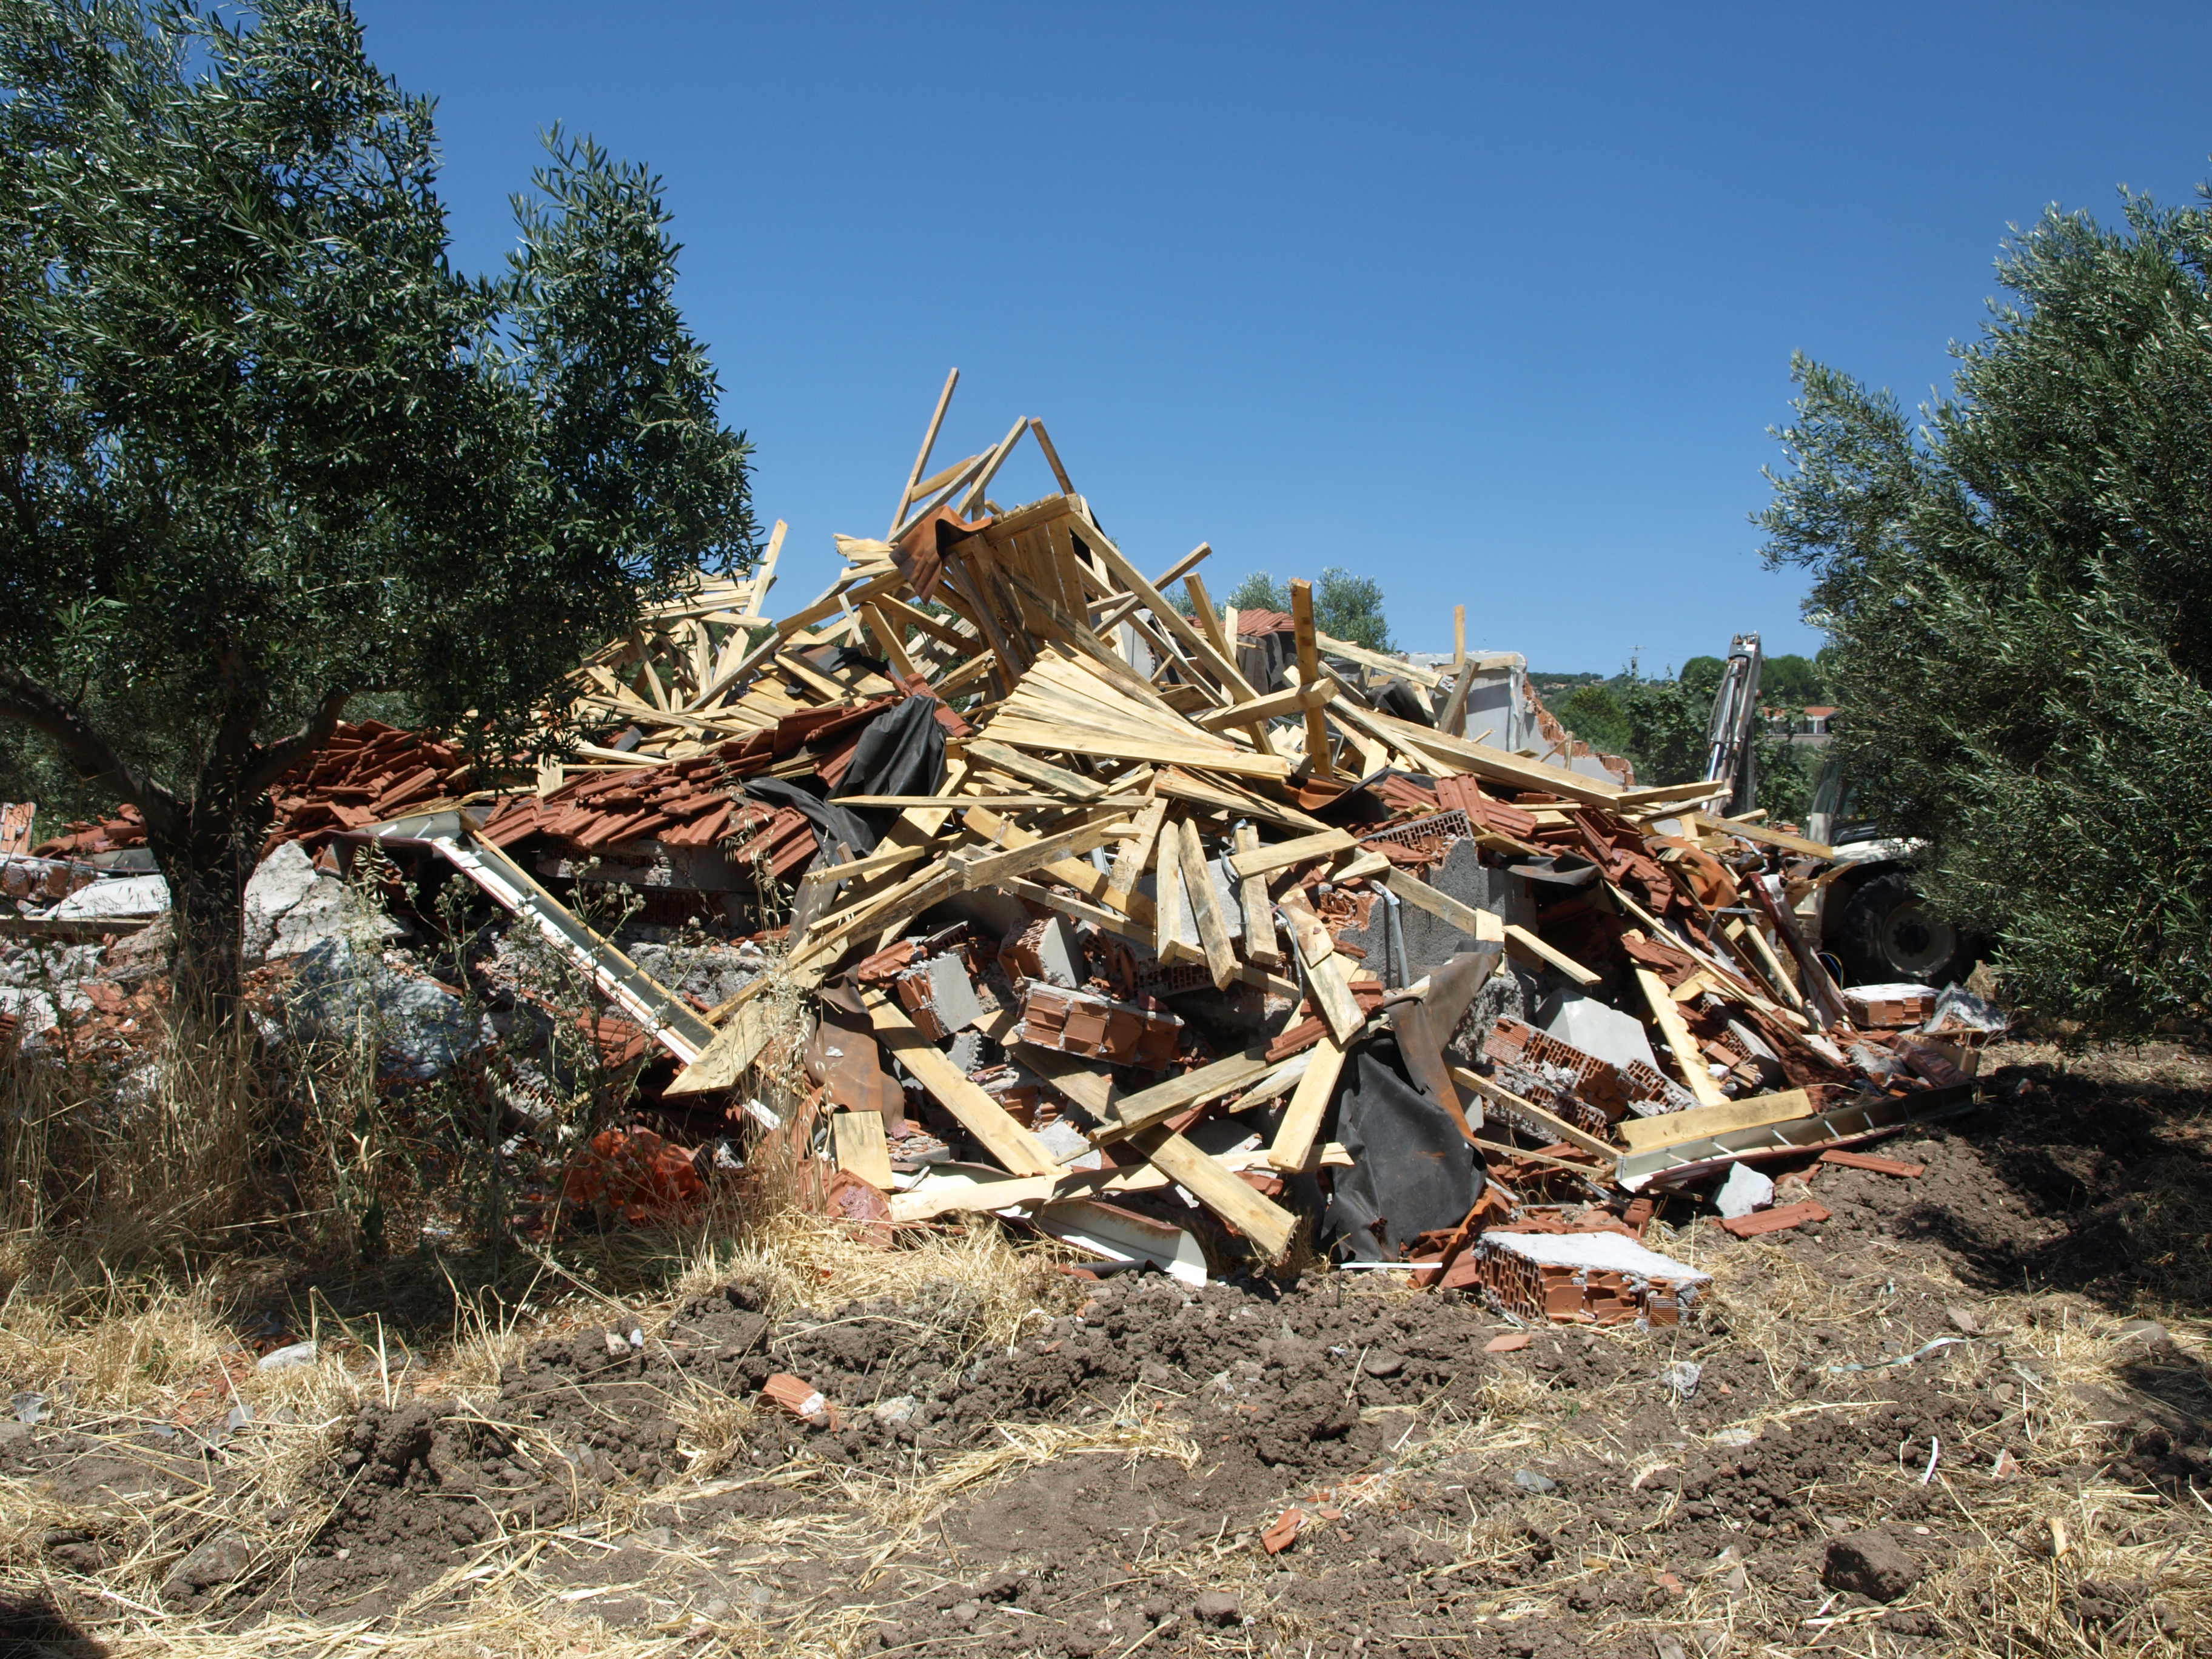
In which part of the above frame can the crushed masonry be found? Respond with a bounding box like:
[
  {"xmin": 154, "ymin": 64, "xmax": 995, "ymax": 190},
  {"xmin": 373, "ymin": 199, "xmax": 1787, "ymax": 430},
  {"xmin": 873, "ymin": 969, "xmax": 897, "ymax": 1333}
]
[{"xmin": 5, "ymin": 369, "xmax": 2011, "ymax": 1324}]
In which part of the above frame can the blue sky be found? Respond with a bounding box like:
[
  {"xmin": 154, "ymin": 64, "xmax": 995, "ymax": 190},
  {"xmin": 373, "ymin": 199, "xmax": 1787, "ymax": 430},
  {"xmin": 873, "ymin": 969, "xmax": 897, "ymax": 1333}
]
[{"xmin": 358, "ymin": 1, "xmax": 2212, "ymax": 674}]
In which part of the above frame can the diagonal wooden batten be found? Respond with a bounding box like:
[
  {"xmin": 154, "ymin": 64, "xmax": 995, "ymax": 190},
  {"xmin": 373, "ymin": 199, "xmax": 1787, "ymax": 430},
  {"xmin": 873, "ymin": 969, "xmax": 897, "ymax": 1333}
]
[
  {"xmin": 890, "ymin": 367, "xmax": 961, "ymax": 537},
  {"xmin": 1359, "ymin": 707, "xmax": 1631, "ymax": 805},
  {"xmin": 987, "ymin": 649, "xmax": 1292, "ymax": 779},
  {"xmin": 1268, "ymin": 1030, "xmax": 1346, "ymax": 1171},
  {"xmin": 1089, "ymin": 1043, "xmax": 1278, "ymax": 1144},
  {"xmin": 1276, "ymin": 887, "xmax": 1366, "ymax": 1044},
  {"xmin": 865, "ymin": 991, "xmax": 1062, "ymax": 1176},
  {"xmin": 1178, "ymin": 816, "xmax": 1239, "ymax": 989},
  {"xmin": 1125, "ymin": 1123, "xmax": 1297, "ymax": 1262}
]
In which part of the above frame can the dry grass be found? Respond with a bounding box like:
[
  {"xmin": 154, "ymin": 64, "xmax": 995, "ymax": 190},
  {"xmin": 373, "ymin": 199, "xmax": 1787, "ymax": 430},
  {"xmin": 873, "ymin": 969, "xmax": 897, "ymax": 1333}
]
[
  {"xmin": 5, "ymin": 1037, "xmax": 2211, "ymax": 1656},
  {"xmin": 1, "ymin": 1010, "xmax": 261, "ymax": 1261}
]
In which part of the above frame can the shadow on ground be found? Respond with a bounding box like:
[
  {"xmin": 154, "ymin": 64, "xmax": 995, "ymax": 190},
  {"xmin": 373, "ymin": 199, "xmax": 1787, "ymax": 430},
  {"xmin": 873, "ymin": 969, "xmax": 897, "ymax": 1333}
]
[
  {"xmin": 0, "ymin": 1588, "xmax": 107, "ymax": 1659},
  {"xmin": 1894, "ymin": 1042, "xmax": 2212, "ymax": 1319}
]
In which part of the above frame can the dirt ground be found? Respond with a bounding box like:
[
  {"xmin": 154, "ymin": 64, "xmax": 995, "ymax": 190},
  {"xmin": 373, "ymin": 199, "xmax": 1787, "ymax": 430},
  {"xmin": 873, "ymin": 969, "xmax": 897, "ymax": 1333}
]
[{"xmin": 3, "ymin": 1040, "xmax": 2210, "ymax": 1658}]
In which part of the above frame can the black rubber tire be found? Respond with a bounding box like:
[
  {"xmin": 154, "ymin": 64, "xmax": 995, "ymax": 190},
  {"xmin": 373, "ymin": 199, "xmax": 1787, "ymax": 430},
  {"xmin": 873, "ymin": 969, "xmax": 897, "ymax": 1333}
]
[{"xmin": 1833, "ymin": 868, "xmax": 1975, "ymax": 987}]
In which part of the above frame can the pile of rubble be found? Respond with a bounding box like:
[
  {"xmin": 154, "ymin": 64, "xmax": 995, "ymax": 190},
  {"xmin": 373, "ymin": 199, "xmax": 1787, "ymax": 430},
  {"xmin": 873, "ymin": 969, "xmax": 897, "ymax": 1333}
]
[{"xmin": 0, "ymin": 373, "xmax": 2005, "ymax": 1320}]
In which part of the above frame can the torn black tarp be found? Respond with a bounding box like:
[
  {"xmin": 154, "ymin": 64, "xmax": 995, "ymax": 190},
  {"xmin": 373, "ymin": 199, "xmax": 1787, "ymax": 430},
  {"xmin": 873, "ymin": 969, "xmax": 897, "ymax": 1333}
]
[
  {"xmin": 748, "ymin": 695, "xmax": 950, "ymax": 859},
  {"xmin": 744, "ymin": 776, "xmax": 884, "ymax": 863},
  {"xmin": 1321, "ymin": 1033, "xmax": 1482, "ymax": 1261},
  {"xmin": 831, "ymin": 695, "xmax": 948, "ymax": 811}
]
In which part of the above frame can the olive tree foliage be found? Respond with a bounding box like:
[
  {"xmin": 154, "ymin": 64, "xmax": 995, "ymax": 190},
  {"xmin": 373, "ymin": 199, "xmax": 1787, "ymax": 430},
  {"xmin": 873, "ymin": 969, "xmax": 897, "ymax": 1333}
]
[
  {"xmin": 0, "ymin": 1, "xmax": 755, "ymax": 1010},
  {"xmin": 1760, "ymin": 184, "xmax": 2212, "ymax": 1036},
  {"xmin": 1223, "ymin": 568, "xmax": 1393, "ymax": 651}
]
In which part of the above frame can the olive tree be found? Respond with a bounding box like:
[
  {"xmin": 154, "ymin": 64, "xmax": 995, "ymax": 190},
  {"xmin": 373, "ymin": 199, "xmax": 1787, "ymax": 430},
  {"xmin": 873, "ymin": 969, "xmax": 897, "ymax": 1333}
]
[
  {"xmin": 1761, "ymin": 182, "xmax": 2212, "ymax": 1035},
  {"xmin": 0, "ymin": 0, "xmax": 755, "ymax": 1013}
]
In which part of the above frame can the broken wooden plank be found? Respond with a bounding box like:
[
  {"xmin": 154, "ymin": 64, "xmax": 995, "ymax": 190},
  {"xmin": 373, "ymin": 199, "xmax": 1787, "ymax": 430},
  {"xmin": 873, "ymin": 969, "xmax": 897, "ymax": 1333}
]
[
  {"xmin": 1691, "ymin": 809, "xmax": 1836, "ymax": 862},
  {"xmin": 1268, "ymin": 1030, "xmax": 1347, "ymax": 1172},
  {"xmin": 663, "ymin": 990, "xmax": 784, "ymax": 1097},
  {"xmin": 1089, "ymin": 1043, "xmax": 1277, "ymax": 1144},
  {"xmin": 889, "ymin": 367, "xmax": 961, "ymax": 535},
  {"xmin": 1187, "ymin": 675, "xmax": 1340, "ymax": 732},
  {"xmin": 1614, "ymin": 1088, "xmax": 1814, "ymax": 1153},
  {"xmin": 1126, "ymin": 1123, "xmax": 1298, "ymax": 1262},
  {"xmin": 1274, "ymin": 887, "xmax": 1366, "ymax": 1044},
  {"xmin": 1376, "ymin": 866, "xmax": 1505, "ymax": 947},
  {"xmin": 948, "ymin": 814, "xmax": 1136, "ymax": 890},
  {"xmin": 1290, "ymin": 578, "xmax": 1335, "ymax": 778},
  {"xmin": 1178, "ymin": 817, "xmax": 1238, "ymax": 990},
  {"xmin": 1364, "ymin": 710, "xmax": 1629, "ymax": 806},
  {"xmin": 863, "ymin": 991, "xmax": 1061, "ymax": 1176},
  {"xmin": 1104, "ymin": 796, "xmax": 1169, "ymax": 916},
  {"xmin": 831, "ymin": 1110, "xmax": 896, "ymax": 1188},
  {"xmin": 1227, "ymin": 827, "xmax": 1358, "ymax": 880},
  {"xmin": 1503, "ymin": 923, "xmax": 1601, "ymax": 988},
  {"xmin": 1155, "ymin": 813, "xmax": 1198, "ymax": 962},
  {"xmin": 1633, "ymin": 967, "xmax": 1732, "ymax": 1108},
  {"xmin": 1234, "ymin": 822, "xmax": 1282, "ymax": 967}
]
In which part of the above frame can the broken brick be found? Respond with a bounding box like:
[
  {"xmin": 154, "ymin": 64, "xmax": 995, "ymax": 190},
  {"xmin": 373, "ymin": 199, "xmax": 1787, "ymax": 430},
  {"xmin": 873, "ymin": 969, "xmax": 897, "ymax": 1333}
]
[
  {"xmin": 1819, "ymin": 1150, "xmax": 1925, "ymax": 1178},
  {"xmin": 1011, "ymin": 983, "xmax": 1182, "ymax": 1070},
  {"xmin": 1715, "ymin": 1199, "xmax": 1831, "ymax": 1238}
]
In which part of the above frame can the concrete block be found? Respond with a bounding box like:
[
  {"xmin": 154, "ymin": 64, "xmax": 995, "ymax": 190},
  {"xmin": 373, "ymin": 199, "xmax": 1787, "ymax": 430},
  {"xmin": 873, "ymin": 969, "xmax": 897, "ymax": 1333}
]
[{"xmin": 1537, "ymin": 988, "xmax": 1660, "ymax": 1074}]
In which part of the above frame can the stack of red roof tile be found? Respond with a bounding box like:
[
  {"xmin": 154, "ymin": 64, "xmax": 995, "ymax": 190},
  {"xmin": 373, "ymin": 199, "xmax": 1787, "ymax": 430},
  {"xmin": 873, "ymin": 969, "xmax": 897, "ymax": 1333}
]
[
  {"xmin": 475, "ymin": 695, "xmax": 911, "ymax": 874},
  {"xmin": 32, "ymin": 722, "xmax": 475, "ymax": 860}
]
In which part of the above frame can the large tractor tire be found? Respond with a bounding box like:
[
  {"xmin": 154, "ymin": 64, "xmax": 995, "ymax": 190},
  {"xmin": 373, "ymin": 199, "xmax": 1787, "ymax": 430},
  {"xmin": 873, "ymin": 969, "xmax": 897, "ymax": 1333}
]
[{"xmin": 1833, "ymin": 869, "xmax": 1975, "ymax": 987}]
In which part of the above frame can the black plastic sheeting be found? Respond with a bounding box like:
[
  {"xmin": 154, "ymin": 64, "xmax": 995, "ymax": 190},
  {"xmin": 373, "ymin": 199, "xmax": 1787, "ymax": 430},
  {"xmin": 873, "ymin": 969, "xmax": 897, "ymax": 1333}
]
[
  {"xmin": 1320, "ymin": 1031, "xmax": 1483, "ymax": 1261},
  {"xmin": 831, "ymin": 694, "xmax": 948, "ymax": 810},
  {"xmin": 1371, "ymin": 677, "xmax": 1436, "ymax": 728},
  {"xmin": 745, "ymin": 695, "xmax": 948, "ymax": 859}
]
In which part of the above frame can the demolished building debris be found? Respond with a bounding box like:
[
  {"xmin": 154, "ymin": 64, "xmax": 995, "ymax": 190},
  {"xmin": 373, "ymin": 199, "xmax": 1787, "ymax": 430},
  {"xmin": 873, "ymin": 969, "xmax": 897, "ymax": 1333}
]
[{"xmin": 3, "ymin": 371, "xmax": 2005, "ymax": 1321}]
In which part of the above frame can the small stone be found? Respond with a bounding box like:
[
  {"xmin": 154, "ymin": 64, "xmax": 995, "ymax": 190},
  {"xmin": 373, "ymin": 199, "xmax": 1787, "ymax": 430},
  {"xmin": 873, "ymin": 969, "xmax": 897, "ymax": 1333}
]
[
  {"xmin": 1512, "ymin": 1467, "xmax": 1558, "ymax": 1493},
  {"xmin": 166, "ymin": 1530, "xmax": 254, "ymax": 1592},
  {"xmin": 1140, "ymin": 1597, "xmax": 1171, "ymax": 1622},
  {"xmin": 256, "ymin": 1340, "xmax": 317, "ymax": 1371},
  {"xmin": 1193, "ymin": 1590, "xmax": 1239, "ymax": 1626},
  {"xmin": 949, "ymin": 1600, "xmax": 982, "ymax": 1627},
  {"xmin": 872, "ymin": 1395, "xmax": 918, "ymax": 1427},
  {"xmin": 1946, "ymin": 1306, "xmax": 1982, "ymax": 1334},
  {"xmin": 1823, "ymin": 1529, "xmax": 1921, "ymax": 1602},
  {"xmin": 1658, "ymin": 1361, "xmax": 1702, "ymax": 1399},
  {"xmin": 1361, "ymin": 1350, "xmax": 1407, "ymax": 1378},
  {"xmin": 702, "ymin": 1598, "xmax": 731, "ymax": 1621},
  {"xmin": 2115, "ymin": 1319, "xmax": 2173, "ymax": 1349}
]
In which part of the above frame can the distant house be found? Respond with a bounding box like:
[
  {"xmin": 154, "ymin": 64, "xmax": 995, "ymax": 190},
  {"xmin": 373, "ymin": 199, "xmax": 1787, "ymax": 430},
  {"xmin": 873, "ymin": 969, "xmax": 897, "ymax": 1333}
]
[{"xmin": 1763, "ymin": 704, "xmax": 1837, "ymax": 742}]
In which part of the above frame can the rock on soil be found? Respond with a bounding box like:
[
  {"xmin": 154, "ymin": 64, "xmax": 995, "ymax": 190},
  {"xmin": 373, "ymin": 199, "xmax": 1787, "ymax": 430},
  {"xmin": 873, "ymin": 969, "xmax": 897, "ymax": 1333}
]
[{"xmin": 1823, "ymin": 1529, "xmax": 1922, "ymax": 1602}]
